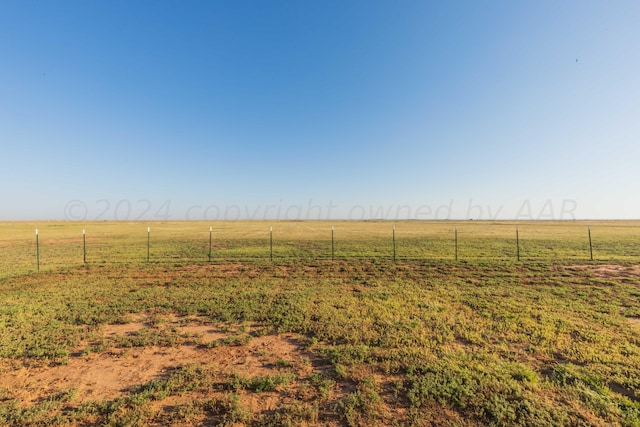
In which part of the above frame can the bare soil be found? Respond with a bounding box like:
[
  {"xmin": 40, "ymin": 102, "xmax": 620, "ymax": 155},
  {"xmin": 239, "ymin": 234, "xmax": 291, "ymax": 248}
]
[
  {"xmin": 565, "ymin": 264, "xmax": 640, "ymax": 280},
  {"xmin": 0, "ymin": 316, "xmax": 319, "ymax": 406}
]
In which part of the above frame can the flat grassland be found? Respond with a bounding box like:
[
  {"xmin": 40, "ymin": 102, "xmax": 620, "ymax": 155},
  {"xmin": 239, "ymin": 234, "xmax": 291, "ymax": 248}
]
[{"xmin": 1, "ymin": 221, "xmax": 640, "ymax": 426}]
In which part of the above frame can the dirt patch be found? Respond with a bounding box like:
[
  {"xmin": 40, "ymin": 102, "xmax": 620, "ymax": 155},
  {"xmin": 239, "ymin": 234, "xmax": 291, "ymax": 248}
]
[
  {"xmin": 565, "ymin": 264, "xmax": 640, "ymax": 281},
  {"xmin": 0, "ymin": 311, "xmax": 364, "ymax": 425},
  {"xmin": 628, "ymin": 318, "xmax": 640, "ymax": 328},
  {"xmin": 175, "ymin": 324, "xmax": 229, "ymax": 342},
  {"xmin": 3, "ymin": 345, "xmax": 202, "ymax": 403},
  {"xmin": 103, "ymin": 322, "xmax": 147, "ymax": 337},
  {"xmin": 0, "ymin": 317, "xmax": 316, "ymax": 406}
]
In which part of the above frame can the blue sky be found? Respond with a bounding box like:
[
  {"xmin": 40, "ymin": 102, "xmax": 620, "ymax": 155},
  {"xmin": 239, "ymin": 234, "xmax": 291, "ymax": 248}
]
[{"xmin": 1, "ymin": 1, "xmax": 639, "ymax": 220}]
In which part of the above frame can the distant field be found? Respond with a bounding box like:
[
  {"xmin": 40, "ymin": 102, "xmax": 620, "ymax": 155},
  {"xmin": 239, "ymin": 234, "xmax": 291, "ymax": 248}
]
[
  {"xmin": 1, "ymin": 221, "xmax": 640, "ymax": 425},
  {"xmin": 2, "ymin": 220, "xmax": 640, "ymax": 275}
]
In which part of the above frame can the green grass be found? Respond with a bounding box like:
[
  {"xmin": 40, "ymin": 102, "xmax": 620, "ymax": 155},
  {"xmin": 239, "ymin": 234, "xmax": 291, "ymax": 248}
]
[
  {"xmin": 1, "ymin": 221, "xmax": 640, "ymax": 425},
  {"xmin": 3, "ymin": 220, "xmax": 640, "ymax": 276}
]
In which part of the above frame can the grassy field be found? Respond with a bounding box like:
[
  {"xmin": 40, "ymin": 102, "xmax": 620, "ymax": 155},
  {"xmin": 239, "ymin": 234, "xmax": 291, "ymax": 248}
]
[
  {"xmin": 1, "ymin": 221, "xmax": 640, "ymax": 426},
  {"xmin": 2, "ymin": 220, "xmax": 640, "ymax": 274}
]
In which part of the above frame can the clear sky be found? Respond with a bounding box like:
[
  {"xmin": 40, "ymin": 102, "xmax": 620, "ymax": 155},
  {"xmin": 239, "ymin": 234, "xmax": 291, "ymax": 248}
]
[{"xmin": 1, "ymin": 1, "xmax": 639, "ymax": 220}]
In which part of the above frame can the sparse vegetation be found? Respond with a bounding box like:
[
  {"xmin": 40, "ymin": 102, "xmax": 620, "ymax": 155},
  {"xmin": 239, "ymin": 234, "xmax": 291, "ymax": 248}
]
[{"xmin": 1, "ymin": 220, "xmax": 640, "ymax": 425}]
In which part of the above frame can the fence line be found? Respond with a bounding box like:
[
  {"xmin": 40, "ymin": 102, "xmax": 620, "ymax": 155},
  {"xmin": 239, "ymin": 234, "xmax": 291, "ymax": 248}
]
[{"xmin": 1, "ymin": 221, "xmax": 639, "ymax": 274}]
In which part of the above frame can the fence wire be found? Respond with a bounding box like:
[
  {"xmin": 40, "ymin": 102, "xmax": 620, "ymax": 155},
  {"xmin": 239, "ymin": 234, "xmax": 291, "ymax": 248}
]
[{"xmin": 1, "ymin": 221, "xmax": 639, "ymax": 274}]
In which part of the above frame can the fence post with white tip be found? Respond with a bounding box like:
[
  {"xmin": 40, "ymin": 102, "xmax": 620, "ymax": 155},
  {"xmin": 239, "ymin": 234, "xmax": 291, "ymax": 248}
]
[
  {"xmin": 209, "ymin": 226, "xmax": 213, "ymax": 262},
  {"xmin": 36, "ymin": 228, "xmax": 40, "ymax": 272},
  {"xmin": 454, "ymin": 227, "xmax": 458, "ymax": 261},
  {"xmin": 516, "ymin": 225, "xmax": 520, "ymax": 261},
  {"xmin": 393, "ymin": 224, "xmax": 397, "ymax": 262},
  {"xmin": 331, "ymin": 225, "xmax": 335, "ymax": 261},
  {"xmin": 147, "ymin": 227, "xmax": 150, "ymax": 262}
]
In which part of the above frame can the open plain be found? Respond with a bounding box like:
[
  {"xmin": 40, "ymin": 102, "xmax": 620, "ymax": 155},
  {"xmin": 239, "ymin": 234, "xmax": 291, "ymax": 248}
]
[{"xmin": 1, "ymin": 221, "xmax": 640, "ymax": 426}]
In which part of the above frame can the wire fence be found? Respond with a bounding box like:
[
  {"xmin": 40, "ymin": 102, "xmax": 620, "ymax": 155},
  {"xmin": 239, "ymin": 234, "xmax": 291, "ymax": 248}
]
[{"xmin": 2, "ymin": 221, "xmax": 639, "ymax": 275}]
